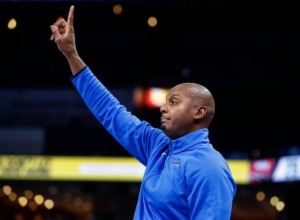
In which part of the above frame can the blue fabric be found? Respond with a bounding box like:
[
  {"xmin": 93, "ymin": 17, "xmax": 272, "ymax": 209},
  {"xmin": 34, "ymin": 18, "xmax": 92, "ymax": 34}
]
[{"xmin": 72, "ymin": 67, "xmax": 236, "ymax": 220}]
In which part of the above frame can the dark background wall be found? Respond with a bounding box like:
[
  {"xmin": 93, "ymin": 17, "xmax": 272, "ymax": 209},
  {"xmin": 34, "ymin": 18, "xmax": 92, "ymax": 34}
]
[{"xmin": 1, "ymin": 0, "xmax": 300, "ymax": 158}]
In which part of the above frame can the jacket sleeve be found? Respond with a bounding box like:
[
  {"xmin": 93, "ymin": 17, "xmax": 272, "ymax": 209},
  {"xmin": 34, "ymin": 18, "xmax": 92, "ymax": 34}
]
[{"xmin": 71, "ymin": 67, "xmax": 167, "ymax": 165}]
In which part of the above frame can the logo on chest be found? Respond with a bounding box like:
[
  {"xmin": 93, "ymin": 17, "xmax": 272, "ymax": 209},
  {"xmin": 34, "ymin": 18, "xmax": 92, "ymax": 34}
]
[{"xmin": 171, "ymin": 159, "xmax": 181, "ymax": 167}]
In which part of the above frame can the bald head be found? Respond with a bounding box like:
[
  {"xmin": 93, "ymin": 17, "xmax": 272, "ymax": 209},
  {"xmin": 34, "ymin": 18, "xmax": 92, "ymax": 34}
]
[{"xmin": 172, "ymin": 82, "xmax": 215, "ymax": 127}]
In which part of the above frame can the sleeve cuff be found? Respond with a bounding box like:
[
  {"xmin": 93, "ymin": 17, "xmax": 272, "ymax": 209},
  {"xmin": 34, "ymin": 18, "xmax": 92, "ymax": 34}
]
[{"xmin": 70, "ymin": 66, "xmax": 88, "ymax": 80}]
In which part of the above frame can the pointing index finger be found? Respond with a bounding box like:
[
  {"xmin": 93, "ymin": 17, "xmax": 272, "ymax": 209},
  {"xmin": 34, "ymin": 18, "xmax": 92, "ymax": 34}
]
[{"xmin": 67, "ymin": 5, "xmax": 75, "ymax": 28}]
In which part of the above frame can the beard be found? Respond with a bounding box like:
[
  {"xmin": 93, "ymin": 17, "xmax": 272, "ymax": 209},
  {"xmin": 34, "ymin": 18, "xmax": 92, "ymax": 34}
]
[{"xmin": 160, "ymin": 124, "xmax": 166, "ymax": 130}]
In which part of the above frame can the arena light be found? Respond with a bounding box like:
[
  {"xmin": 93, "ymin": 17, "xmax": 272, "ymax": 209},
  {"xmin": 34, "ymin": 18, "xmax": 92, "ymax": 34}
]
[
  {"xmin": 113, "ymin": 4, "xmax": 122, "ymax": 15},
  {"xmin": 144, "ymin": 87, "xmax": 169, "ymax": 108},
  {"xmin": 148, "ymin": 16, "xmax": 158, "ymax": 27},
  {"xmin": 7, "ymin": 18, "xmax": 17, "ymax": 30}
]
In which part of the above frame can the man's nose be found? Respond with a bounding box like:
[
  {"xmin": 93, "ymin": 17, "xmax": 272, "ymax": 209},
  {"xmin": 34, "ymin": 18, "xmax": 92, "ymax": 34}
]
[{"xmin": 160, "ymin": 104, "xmax": 166, "ymax": 113}]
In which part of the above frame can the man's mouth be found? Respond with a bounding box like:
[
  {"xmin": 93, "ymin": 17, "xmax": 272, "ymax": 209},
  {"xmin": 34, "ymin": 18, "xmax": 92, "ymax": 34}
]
[{"xmin": 161, "ymin": 116, "xmax": 170, "ymax": 123}]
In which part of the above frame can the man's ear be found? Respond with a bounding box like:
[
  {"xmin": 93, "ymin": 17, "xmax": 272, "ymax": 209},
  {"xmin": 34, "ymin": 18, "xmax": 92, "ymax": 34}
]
[{"xmin": 194, "ymin": 106, "xmax": 207, "ymax": 120}]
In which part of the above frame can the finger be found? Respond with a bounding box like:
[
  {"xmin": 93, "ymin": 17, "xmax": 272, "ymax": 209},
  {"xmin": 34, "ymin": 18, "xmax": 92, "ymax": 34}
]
[
  {"xmin": 54, "ymin": 20, "xmax": 67, "ymax": 37},
  {"xmin": 54, "ymin": 18, "xmax": 66, "ymax": 29},
  {"xmin": 67, "ymin": 5, "xmax": 74, "ymax": 29},
  {"xmin": 50, "ymin": 19, "xmax": 66, "ymax": 40},
  {"xmin": 50, "ymin": 25, "xmax": 60, "ymax": 41},
  {"xmin": 56, "ymin": 16, "xmax": 64, "ymax": 22}
]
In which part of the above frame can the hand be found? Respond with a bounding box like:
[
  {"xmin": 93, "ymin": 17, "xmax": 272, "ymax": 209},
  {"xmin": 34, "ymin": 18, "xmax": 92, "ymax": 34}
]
[{"xmin": 50, "ymin": 5, "xmax": 77, "ymax": 58}]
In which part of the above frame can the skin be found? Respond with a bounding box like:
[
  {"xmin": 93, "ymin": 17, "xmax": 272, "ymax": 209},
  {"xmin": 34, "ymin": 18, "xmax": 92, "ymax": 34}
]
[
  {"xmin": 50, "ymin": 5, "xmax": 85, "ymax": 75},
  {"xmin": 50, "ymin": 5, "xmax": 216, "ymax": 140},
  {"xmin": 160, "ymin": 83, "xmax": 215, "ymax": 139}
]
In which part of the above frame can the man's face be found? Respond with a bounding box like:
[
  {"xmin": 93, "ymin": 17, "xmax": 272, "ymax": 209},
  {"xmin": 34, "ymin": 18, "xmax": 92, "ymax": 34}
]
[{"xmin": 160, "ymin": 84, "xmax": 198, "ymax": 139}]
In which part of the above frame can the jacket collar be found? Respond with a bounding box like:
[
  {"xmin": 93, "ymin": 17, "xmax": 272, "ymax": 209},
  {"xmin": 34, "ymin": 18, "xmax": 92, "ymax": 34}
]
[{"xmin": 170, "ymin": 128, "xmax": 211, "ymax": 154}]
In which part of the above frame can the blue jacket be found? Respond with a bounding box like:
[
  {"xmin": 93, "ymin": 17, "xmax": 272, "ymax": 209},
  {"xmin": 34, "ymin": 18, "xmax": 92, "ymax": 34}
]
[{"xmin": 72, "ymin": 67, "xmax": 236, "ymax": 220}]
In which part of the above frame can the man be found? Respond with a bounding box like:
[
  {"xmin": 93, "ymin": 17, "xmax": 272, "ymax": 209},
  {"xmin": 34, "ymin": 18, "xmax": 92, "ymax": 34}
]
[{"xmin": 50, "ymin": 5, "xmax": 236, "ymax": 220}]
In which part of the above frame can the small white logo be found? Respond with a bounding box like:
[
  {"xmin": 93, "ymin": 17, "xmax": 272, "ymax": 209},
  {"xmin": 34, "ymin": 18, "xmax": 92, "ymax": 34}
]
[{"xmin": 171, "ymin": 160, "xmax": 180, "ymax": 167}]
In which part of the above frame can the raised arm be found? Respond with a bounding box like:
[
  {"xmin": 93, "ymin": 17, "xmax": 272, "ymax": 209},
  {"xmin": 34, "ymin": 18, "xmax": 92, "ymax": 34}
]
[
  {"xmin": 50, "ymin": 5, "xmax": 85, "ymax": 75},
  {"xmin": 49, "ymin": 5, "xmax": 168, "ymax": 165}
]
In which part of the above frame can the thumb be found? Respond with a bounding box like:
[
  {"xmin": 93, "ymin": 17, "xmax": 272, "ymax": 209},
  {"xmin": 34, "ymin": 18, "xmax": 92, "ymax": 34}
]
[{"xmin": 50, "ymin": 25, "xmax": 59, "ymax": 40}]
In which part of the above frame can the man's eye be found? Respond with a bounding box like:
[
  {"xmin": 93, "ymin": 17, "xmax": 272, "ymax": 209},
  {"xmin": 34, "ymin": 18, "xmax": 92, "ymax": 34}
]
[{"xmin": 170, "ymin": 100, "xmax": 177, "ymax": 104}]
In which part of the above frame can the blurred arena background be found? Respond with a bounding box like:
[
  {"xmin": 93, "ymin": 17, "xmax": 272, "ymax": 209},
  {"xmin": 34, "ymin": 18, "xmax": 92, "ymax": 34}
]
[{"xmin": 1, "ymin": 0, "xmax": 300, "ymax": 219}]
